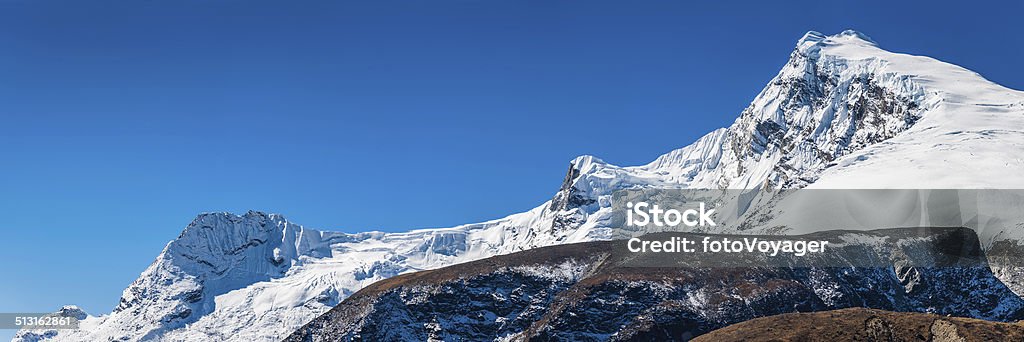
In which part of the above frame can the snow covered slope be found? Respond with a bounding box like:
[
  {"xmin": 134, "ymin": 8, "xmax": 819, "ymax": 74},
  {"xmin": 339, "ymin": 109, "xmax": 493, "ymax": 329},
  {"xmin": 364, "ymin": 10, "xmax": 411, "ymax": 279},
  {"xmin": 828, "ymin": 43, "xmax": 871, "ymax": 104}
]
[{"xmin": 16, "ymin": 30, "xmax": 1024, "ymax": 341}]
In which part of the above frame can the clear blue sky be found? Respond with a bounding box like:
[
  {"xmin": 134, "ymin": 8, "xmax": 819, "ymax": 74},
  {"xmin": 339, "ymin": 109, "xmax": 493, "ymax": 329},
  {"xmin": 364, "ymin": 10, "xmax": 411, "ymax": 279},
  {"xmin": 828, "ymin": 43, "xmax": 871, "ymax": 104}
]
[{"xmin": 1, "ymin": 0, "xmax": 1022, "ymax": 334}]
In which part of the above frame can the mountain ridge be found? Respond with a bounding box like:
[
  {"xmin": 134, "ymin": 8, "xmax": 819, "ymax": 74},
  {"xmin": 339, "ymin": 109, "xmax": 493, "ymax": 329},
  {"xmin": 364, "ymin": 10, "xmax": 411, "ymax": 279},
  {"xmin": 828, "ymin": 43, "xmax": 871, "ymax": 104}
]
[{"xmin": 284, "ymin": 227, "xmax": 1024, "ymax": 341}]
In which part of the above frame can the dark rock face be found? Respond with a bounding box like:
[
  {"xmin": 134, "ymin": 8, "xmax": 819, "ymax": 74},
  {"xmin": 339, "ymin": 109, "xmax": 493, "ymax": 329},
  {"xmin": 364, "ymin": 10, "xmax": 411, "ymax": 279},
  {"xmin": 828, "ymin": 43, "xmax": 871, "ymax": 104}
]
[
  {"xmin": 285, "ymin": 227, "xmax": 1024, "ymax": 342},
  {"xmin": 724, "ymin": 34, "xmax": 924, "ymax": 189},
  {"xmin": 986, "ymin": 240, "xmax": 1024, "ymax": 297},
  {"xmin": 550, "ymin": 162, "xmax": 597, "ymax": 213},
  {"xmin": 548, "ymin": 161, "xmax": 598, "ymax": 237},
  {"xmin": 335, "ymin": 272, "xmax": 581, "ymax": 341}
]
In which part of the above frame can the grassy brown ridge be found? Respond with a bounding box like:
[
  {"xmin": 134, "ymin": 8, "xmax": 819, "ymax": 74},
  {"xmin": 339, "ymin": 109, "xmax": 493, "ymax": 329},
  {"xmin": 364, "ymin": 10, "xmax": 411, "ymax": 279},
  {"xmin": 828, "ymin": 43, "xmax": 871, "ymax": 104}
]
[{"xmin": 694, "ymin": 307, "xmax": 1024, "ymax": 342}]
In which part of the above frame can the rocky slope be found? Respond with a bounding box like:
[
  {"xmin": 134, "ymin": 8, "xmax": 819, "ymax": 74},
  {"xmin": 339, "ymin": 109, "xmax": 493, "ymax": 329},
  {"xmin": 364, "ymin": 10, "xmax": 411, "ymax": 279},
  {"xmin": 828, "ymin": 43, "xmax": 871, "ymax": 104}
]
[
  {"xmin": 285, "ymin": 227, "xmax": 1024, "ymax": 341},
  {"xmin": 17, "ymin": 30, "xmax": 1024, "ymax": 341},
  {"xmin": 692, "ymin": 308, "xmax": 1024, "ymax": 342}
]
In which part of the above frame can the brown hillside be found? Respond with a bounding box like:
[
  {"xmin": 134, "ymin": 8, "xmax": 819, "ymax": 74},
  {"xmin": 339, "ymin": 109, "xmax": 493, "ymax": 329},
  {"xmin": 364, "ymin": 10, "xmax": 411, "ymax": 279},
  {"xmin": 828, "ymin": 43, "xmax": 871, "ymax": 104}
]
[{"xmin": 694, "ymin": 308, "xmax": 1024, "ymax": 342}]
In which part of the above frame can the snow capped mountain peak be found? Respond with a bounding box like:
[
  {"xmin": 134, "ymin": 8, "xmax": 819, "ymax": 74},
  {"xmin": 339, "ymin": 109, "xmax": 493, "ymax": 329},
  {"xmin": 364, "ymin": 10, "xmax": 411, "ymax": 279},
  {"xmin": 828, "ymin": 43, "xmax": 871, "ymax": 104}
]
[
  {"xmin": 160, "ymin": 210, "xmax": 326, "ymax": 283},
  {"xmin": 550, "ymin": 30, "xmax": 933, "ymax": 194},
  {"xmin": 22, "ymin": 211, "xmax": 335, "ymax": 341},
  {"xmin": 797, "ymin": 30, "xmax": 827, "ymax": 45},
  {"xmin": 55, "ymin": 306, "xmax": 87, "ymax": 321},
  {"xmin": 835, "ymin": 29, "xmax": 877, "ymax": 44},
  {"xmin": 568, "ymin": 155, "xmax": 608, "ymax": 174},
  {"xmin": 798, "ymin": 29, "xmax": 880, "ymax": 47}
]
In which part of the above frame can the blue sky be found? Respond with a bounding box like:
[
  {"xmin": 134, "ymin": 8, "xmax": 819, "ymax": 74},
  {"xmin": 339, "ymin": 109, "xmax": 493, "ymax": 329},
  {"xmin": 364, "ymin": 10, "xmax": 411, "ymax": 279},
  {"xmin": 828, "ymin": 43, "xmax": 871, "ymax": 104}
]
[{"xmin": 1, "ymin": 0, "xmax": 1022, "ymax": 334}]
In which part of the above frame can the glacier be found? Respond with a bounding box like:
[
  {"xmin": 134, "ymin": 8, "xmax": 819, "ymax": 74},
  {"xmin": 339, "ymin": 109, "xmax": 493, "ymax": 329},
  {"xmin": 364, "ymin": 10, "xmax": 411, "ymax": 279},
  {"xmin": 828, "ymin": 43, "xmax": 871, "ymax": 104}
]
[{"xmin": 16, "ymin": 29, "xmax": 1024, "ymax": 341}]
